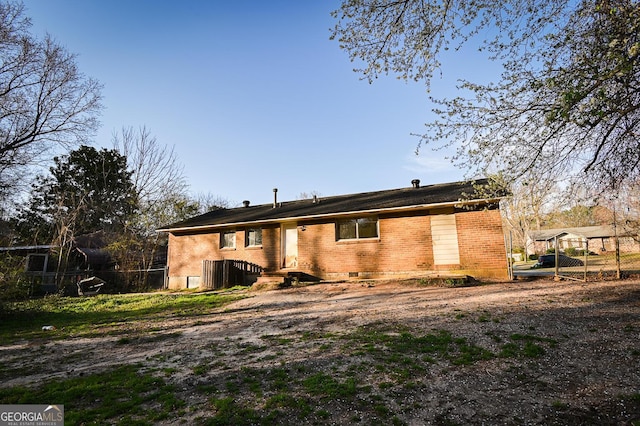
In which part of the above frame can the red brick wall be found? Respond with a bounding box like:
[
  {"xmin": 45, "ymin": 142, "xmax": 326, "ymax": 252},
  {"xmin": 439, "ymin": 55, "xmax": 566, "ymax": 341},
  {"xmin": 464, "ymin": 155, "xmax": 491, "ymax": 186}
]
[
  {"xmin": 296, "ymin": 213, "xmax": 434, "ymax": 276},
  {"xmin": 167, "ymin": 225, "xmax": 281, "ymax": 288},
  {"xmin": 166, "ymin": 207, "xmax": 508, "ymax": 288},
  {"xmin": 455, "ymin": 209, "xmax": 508, "ymax": 277}
]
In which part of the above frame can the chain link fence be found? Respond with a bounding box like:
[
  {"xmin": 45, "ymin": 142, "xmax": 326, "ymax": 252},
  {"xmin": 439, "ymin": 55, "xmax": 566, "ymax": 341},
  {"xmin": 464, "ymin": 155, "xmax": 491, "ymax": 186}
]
[
  {"xmin": 553, "ymin": 236, "xmax": 640, "ymax": 281},
  {"xmin": 512, "ymin": 232, "xmax": 640, "ymax": 281}
]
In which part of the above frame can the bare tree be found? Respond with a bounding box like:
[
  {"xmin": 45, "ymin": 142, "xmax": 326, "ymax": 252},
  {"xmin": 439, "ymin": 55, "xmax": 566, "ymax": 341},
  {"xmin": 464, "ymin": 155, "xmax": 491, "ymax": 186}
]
[
  {"xmin": 112, "ymin": 126, "xmax": 187, "ymax": 220},
  {"xmin": 111, "ymin": 126, "xmax": 190, "ymax": 288},
  {"xmin": 501, "ymin": 176, "xmax": 558, "ymax": 252},
  {"xmin": 0, "ymin": 2, "xmax": 102, "ymax": 204},
  {"xmin": 190, "ymin": 191, "xmax": 231, "ymax": 213},
  {"xmin": 296, "ymin": 190, "xmax": 322, "ymax": 201}
]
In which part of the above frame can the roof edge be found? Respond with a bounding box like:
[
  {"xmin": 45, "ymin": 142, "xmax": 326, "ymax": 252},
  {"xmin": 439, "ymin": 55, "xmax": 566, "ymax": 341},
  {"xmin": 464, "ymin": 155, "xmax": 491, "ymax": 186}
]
[{"xmin": 158, "ymin": 197, "xmax": 501, "ymax": 233}]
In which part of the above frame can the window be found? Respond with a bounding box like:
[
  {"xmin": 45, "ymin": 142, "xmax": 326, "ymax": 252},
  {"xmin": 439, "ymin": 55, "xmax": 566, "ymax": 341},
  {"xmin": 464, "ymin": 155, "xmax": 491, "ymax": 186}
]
[
  {"xmin": 246, "ymin": 228, "xmax": 262, "ymax": 247},
  {"xmin": 26, "ymin": 254, "xmax": 48, "ymax": 272},
  {"xmin": 221, "ymin": 230, "xmax": 236, "ymax": 249},
  {"xmin": 336, "ymin": 217, "xmax": 379, "ymax": 240}
]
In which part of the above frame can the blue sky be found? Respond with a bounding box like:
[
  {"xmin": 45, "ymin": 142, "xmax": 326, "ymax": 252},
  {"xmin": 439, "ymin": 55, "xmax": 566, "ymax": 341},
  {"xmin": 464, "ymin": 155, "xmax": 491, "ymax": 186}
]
[{"xmin": 23, "ymin": 0, "xmax": 491, "ymax": 206}]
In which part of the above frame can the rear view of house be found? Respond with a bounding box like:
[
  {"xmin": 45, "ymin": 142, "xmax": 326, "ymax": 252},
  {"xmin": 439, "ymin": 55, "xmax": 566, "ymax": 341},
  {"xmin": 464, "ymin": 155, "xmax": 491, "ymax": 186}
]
[{"xmin": 158, "ymin": 179, "xmax": 509, "ymax": 289}]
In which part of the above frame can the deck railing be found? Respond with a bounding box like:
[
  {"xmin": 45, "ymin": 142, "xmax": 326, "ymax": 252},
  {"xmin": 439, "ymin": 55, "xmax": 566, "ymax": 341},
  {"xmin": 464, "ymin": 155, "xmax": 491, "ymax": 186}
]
[{"xmin": 201, "ymin": 259, "xmax": 263, "ymax": 289}]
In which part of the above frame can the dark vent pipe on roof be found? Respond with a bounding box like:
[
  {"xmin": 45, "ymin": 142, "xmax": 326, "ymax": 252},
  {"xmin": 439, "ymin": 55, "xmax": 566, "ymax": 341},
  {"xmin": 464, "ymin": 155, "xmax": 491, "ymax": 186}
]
[
  {"xmin": 411, "ymin": 179, "xmax": 421, "ymax": 188},
  {"xmin": 273, "ymin": 188, "xmax": 278, "ymax": 208},
  {"xmin": 243, "ymin": 200, "xmax": 250, "ymax": 208}
]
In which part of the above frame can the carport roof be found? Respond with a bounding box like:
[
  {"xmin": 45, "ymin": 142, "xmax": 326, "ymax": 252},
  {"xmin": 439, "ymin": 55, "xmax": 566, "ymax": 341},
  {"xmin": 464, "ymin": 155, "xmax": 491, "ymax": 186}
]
[
  {"xmin": 529, "ymin": 225, "xmax": 626, "ymax": 241},
  {"xmin": 158, "ymin": 178, "xmax": 502, "ymax": 232}
]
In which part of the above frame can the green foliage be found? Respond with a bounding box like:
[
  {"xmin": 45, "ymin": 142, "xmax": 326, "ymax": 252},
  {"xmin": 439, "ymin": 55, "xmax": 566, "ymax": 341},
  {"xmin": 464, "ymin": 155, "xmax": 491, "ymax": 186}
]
[
  {"xmin": 564, "ymin": 247, "xmax": 587, "ymax": 257},
  {"xmin": 13, "ymin": 145, "xmax": 138, "ymax": 245},
  {"xmin": 0, "ymin": 253, "xmax": 32, "ymax": 306},
  {"xmin": 564, "ymin": 247, "xmax": 577, "ymax": 256}
]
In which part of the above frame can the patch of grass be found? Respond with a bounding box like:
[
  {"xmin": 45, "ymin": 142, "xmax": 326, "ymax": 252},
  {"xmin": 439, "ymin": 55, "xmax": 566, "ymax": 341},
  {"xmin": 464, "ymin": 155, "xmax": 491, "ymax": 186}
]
[
  {"xmin": 477, "ymin": 311, "xmax": 491, "ymax": 322},
  {"xmin": 265, "ymin": 392, "xmax": 312, "ymax": 416},
  {"xmin": 236, "ymin": 342, "xmax": 267, "ymax": 354},
  {"xmin": 552, "ymin": 400, "xmax": 569, "ymax": 410},
  {"xmin": 316, "ymin": 408, "xmax": 330, "ymax": 419},
  {"xmin": 162, "ymin": 367, "xmax": 178, "ymax": 376},
  {"xmin": 193, "ymin": 363, "xmax": 209, "ymax": 376},
  {"xmin": 374, "ymin": 403, "xmax": 391, "ymax": 416},
  {"xmin": 499, "ymin": 334, "xmax": 557, "ymax": 358},
  {"xmin": 204, "ymin": 397, "xmax": 261, "ymax": 425},
  {"xmin": 348, "ymin": 327, "xmax": 494, "ymax": 367},
  {"xmin": 267, "ymin": 368, "xmax": 290, "ymax": 391},
  {"xmin": 0, "ymin": 292, "xmax": 247, "ymax": 344},
  {"xmin": 303, "ymin": 373, "xmax": 358, "ymax": 399},
  {"xmin": 0, "ymin": 364, "xmax": 184, "ymax": 424}
]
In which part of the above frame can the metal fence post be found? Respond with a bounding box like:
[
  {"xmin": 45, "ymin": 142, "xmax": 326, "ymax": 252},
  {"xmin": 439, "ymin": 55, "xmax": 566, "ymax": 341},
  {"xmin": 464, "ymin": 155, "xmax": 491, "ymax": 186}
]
[{"xmin": 554, "ymin": 236, "xmax": 559, "ymax": 280}]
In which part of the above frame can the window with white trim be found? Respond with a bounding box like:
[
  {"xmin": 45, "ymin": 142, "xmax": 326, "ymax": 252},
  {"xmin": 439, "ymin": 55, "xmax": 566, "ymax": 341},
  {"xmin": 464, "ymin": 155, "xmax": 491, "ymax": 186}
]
[
  {"xmin": 221, "ymin": 230, "xmax": 236, "ymax": 249},
  {"xmin": 336, "ymin": 217, "xmax": 379, "ymax": 240}
]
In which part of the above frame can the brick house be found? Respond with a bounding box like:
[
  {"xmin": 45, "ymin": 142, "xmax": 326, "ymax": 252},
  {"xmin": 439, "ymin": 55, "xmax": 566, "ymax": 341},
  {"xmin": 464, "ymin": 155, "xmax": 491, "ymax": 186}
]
[{"xmin": 158, "ymin": 179, "xmax": 509, "ymax": 289}]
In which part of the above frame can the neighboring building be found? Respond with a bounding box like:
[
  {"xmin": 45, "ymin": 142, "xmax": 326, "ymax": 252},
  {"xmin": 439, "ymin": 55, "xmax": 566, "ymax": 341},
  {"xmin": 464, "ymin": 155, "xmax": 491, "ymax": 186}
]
[
  {"xmin": 0, "ymin": 232, "xmax": 113, "ymax": 293},
  {"xmin": 527, "ymin": 225, "xmax": 640, "ymax": 254},
  {"xmin": 158, "ymin": 179, "xmax": 509, "ymax": 289}
]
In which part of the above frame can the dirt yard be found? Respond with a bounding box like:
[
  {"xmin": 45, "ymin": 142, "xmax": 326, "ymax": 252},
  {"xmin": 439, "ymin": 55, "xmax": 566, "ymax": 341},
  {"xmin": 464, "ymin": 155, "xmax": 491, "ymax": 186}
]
[{"xmin": 2, "ymin": 278, "xmax": 640, "ymax": 424}]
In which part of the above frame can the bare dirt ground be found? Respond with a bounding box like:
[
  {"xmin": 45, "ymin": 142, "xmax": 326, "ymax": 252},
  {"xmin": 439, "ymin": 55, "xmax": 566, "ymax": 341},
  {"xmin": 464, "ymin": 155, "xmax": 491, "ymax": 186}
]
[{"xmin": 2, "ymin": 278, "xmax": 640, "ymax": 425}]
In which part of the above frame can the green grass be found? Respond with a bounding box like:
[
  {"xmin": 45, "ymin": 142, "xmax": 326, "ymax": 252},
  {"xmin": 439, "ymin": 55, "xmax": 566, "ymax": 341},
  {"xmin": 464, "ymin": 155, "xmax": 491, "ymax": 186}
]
[
  {"xmin": 0, "ymin": 364, "xmax": 184, "ymax": 425},
  {"xmin": 499, "ymin": 334, "xmax": 558, "ymax": 358},
  {"xmin": 302, "ymin": 373, "xmax": 358, "ymax": 399},
  {"xmin": 345, "ymin": 326, "xmax": 494, "ymax": 367},
  {"xmin": 0, "ymin": 290, "xmax": 248, "ymax": 344}
]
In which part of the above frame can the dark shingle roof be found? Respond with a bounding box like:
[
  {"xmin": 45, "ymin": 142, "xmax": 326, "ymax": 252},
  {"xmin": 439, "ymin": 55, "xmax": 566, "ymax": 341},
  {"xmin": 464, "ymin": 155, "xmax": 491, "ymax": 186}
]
[{"xmin": 159, "ymin": 179, "xmax": 500, "ymax": 232}]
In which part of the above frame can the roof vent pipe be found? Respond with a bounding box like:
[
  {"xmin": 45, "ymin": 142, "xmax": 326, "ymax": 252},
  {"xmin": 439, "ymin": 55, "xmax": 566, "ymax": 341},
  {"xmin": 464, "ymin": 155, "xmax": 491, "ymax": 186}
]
[
  {"xmin": 411, "ymin": 179, "xmax": 421, "ymax": 188},
  {"xmin": 242, "ymin": 200, "xmax": 250, "ymax": 208},
  {"xmin": 273, "ymin": 188, "xmax": 278, "ymax": 208}
]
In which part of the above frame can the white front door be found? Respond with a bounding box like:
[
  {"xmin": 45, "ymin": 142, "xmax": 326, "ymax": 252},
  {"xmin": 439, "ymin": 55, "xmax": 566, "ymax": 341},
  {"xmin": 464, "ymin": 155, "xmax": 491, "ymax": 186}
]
[{"xmin": 282, "ymin": 224, "xmax": 298, "ymax": 268}]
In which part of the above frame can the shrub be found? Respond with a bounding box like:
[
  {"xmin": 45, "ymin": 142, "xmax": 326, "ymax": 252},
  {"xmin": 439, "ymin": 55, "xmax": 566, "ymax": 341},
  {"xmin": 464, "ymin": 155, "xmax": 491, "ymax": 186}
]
[{"xmin": 0, "ymin": 254, "xmax": 32, "ymax": 313}]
